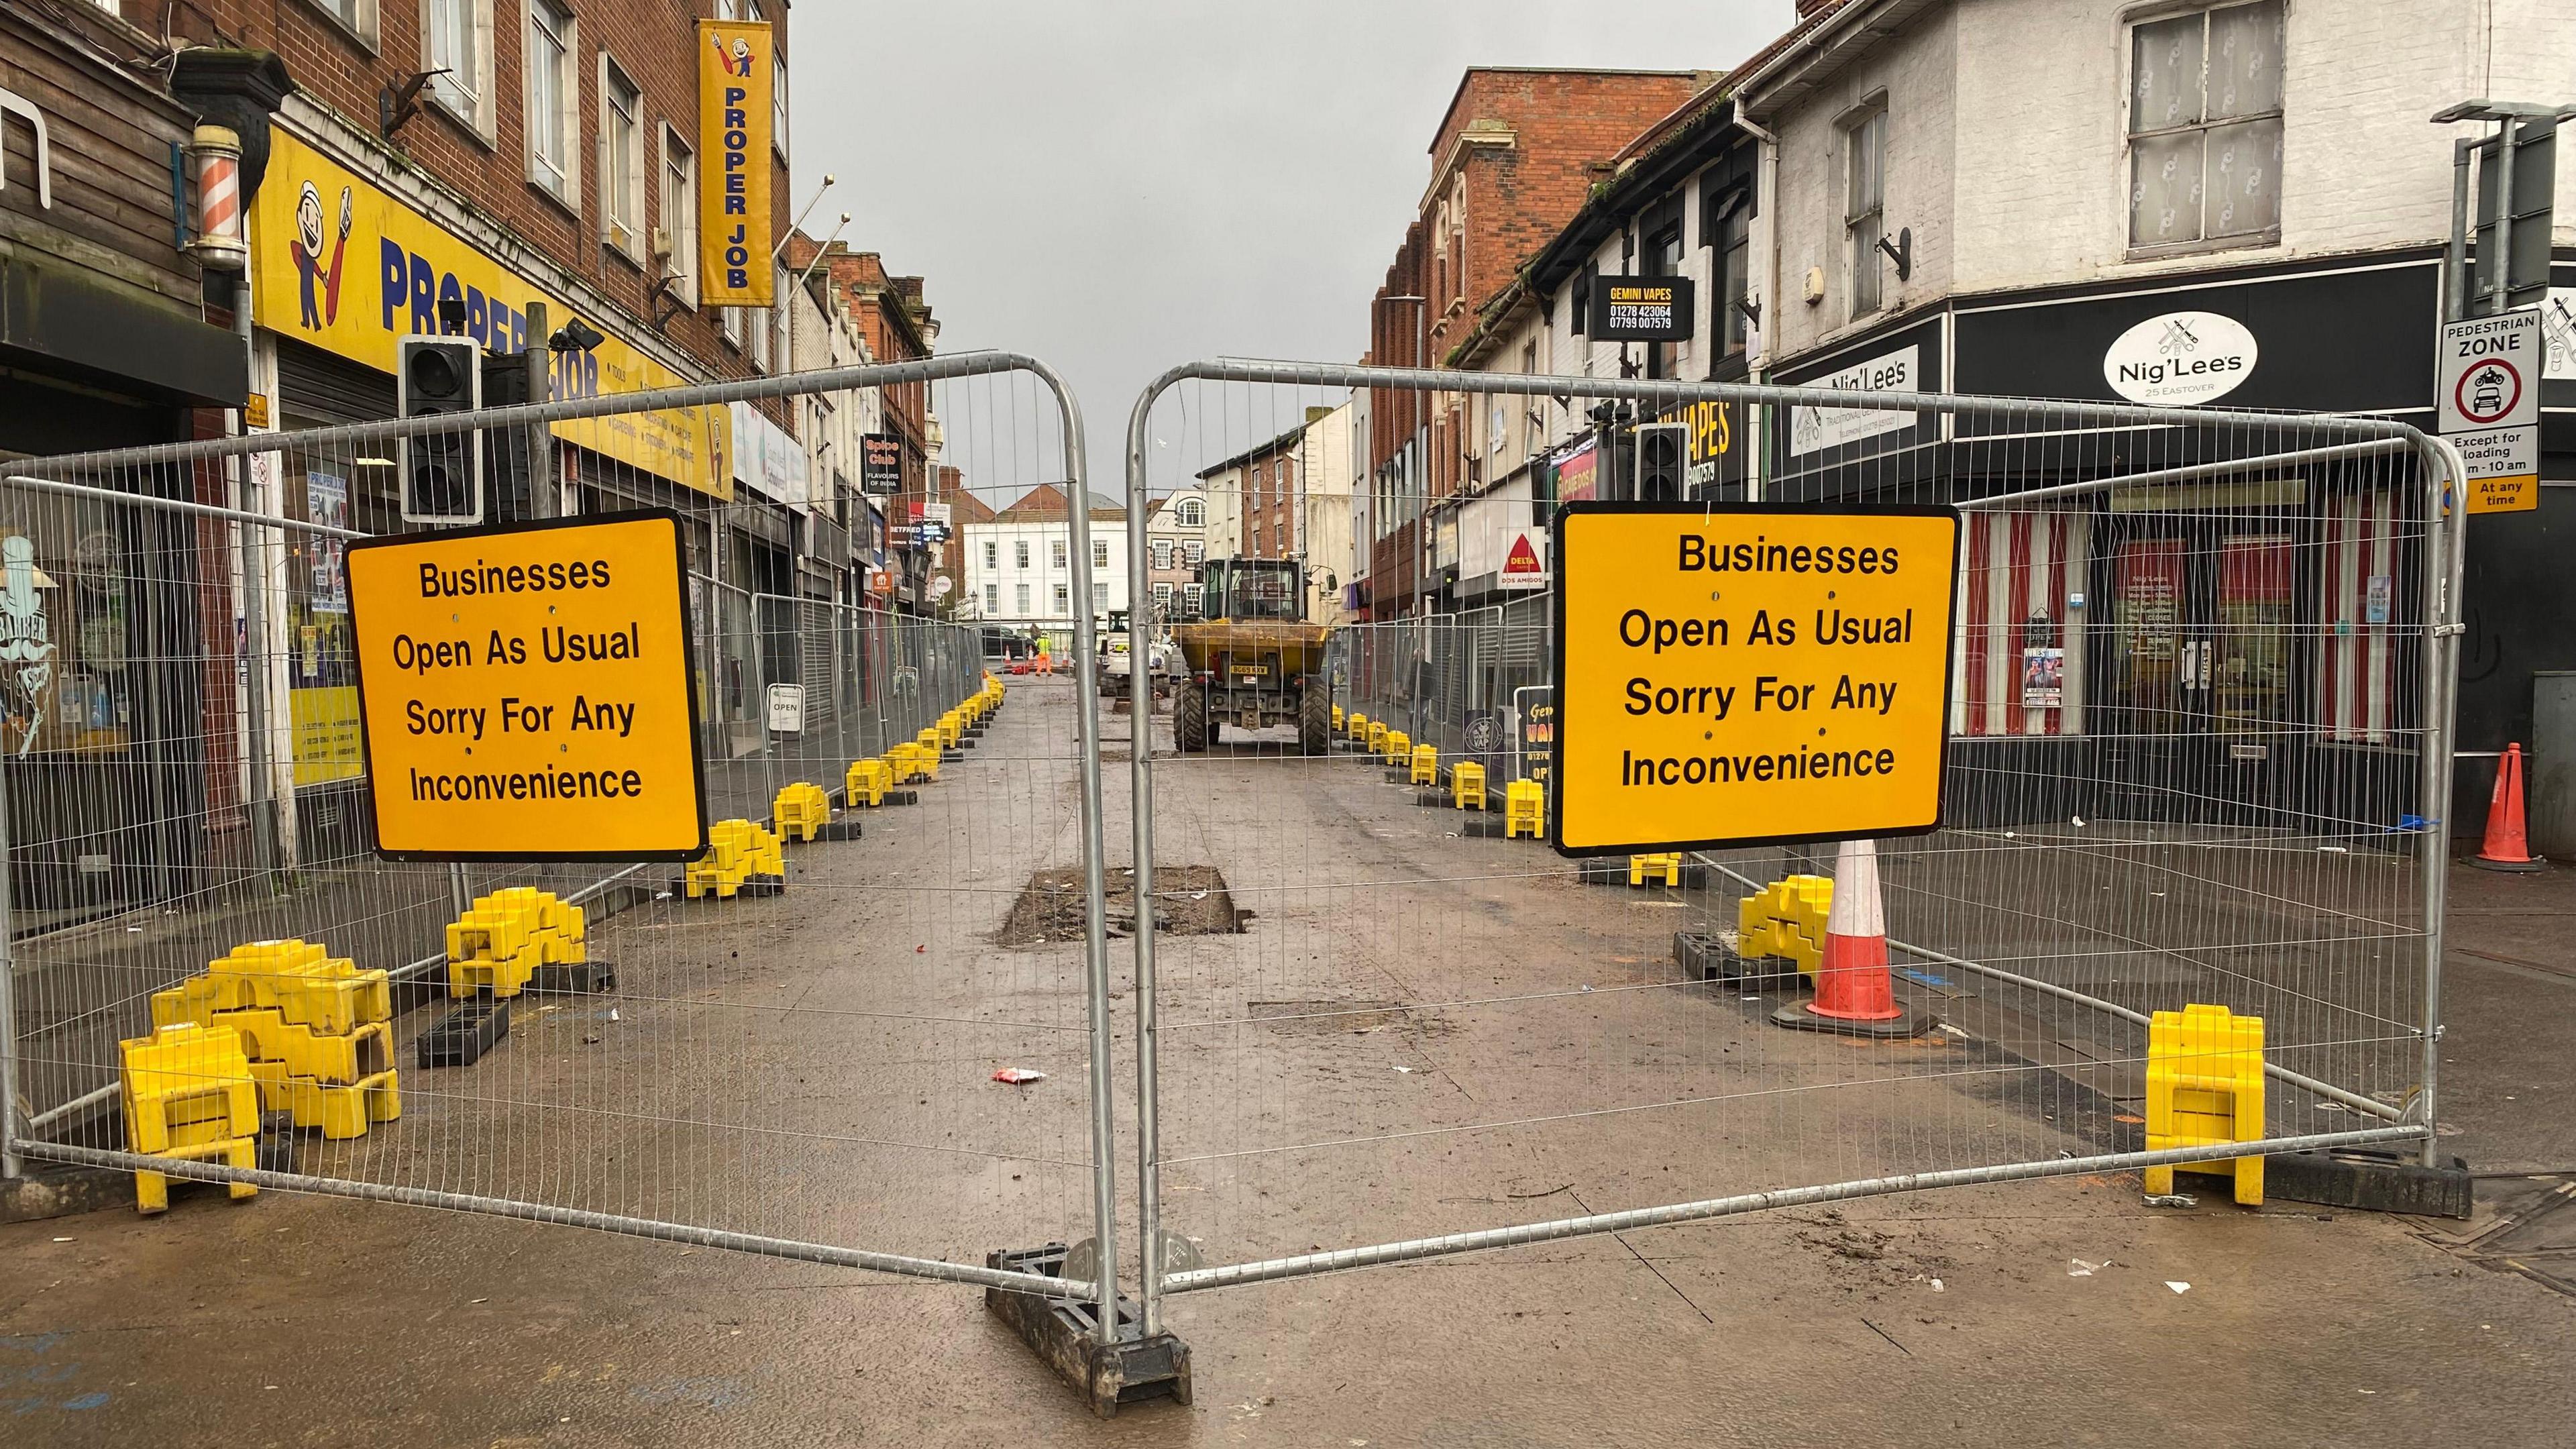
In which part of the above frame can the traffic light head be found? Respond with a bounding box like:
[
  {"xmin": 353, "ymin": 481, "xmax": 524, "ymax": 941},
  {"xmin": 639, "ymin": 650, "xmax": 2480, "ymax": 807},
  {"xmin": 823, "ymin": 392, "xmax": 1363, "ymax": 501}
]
[
  {"xmin": 1634, "ymin": 421, "xmax": 1688, "ymax": 503},
  {"xmin": 397, "ymin": 335, "xmax": 484, "ymax": 526}
]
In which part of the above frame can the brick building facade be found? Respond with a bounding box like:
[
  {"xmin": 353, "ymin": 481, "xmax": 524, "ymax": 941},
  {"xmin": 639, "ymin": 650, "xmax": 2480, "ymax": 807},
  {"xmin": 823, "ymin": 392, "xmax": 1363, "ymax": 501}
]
[{"xmin": 1357, "ymin": 67, "xmax": 1712, "ymax": 618}]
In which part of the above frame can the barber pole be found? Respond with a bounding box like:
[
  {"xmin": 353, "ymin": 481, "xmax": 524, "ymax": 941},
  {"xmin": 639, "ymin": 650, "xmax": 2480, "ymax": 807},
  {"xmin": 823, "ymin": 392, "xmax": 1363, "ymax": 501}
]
[{"xmin": 187, "ymin": 123, "xmax": 248, "ymax": 273}]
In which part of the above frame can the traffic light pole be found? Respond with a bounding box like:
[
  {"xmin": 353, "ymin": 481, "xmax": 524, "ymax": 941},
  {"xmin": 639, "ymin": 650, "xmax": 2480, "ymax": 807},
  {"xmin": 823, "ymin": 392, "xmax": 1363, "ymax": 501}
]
[{"xmin": 525, "ymin": 301, "xmax": 557, "ymax": 519}]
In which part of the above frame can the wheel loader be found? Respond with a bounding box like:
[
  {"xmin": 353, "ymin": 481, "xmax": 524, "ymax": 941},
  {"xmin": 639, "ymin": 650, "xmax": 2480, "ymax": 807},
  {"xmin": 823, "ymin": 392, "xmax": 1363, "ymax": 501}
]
[{"xmin": 1170, "ymin": 557, "xmax": 1332, "ymax": 753}]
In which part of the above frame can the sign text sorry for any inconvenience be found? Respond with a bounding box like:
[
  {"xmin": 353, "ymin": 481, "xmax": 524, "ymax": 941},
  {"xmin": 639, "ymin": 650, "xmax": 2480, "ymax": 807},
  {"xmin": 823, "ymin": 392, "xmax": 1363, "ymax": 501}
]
[
  {"xmin": 1552, "ymin": 505, "xmax": 1959, "ymax": 855},
  {"xmin": 347, "ymin": 513, "xmax": 707, "ymax": 861}
]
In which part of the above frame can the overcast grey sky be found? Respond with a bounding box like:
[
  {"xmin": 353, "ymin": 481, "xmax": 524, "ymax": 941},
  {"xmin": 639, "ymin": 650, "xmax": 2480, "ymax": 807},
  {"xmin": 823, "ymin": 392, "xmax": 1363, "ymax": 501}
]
[{"xmin": 792, "ymin": 1, "xmax": 1794, "ymax": 503}]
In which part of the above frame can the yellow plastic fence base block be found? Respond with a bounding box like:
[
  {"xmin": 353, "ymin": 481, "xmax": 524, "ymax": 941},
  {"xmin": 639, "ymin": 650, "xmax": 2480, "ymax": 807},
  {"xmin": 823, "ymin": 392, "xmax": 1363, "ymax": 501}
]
[
  {"xmin": 687, "ymin": 820, "xmax": 786, "ymax": 899},
  {"xmin": 2145, "ymin": 1003, "xmax": 2266, "ymax": 1206},
  {"xmin": 845, "ymin": 759, "xmax": 892, "ymax": 807},
  {"xmin": 1365, "ymin": 722, "xmax": 1387, "ymax": 755},
  {"xmin": 1409, "ymin": 744, "xmax": 1440, "ymax": 786},
  {"xmin": 886, "ymin": 744, "xmax": 924, "ymax": 786},
  {"xmin": 1503, "ymin": 780, "xmax": 1545, "ymax": 839},
  {"xmin": 1629, "ymin": 853, "xmax": 1682, "ymax": 888},
  {"xmin": 774, "ymin": 782, "xmax": 833, "ymax": 842},
  {"xmin": 1736, "ymin": 876, "xmax": 1832, "ymax": 975},
  {"xmin": 216, "ymin": 1012, "xmax": 392, "ymax": 1086},
  {"xmin": 937, "ymin": 712, "xmax": 964, "ymax": 749},
  {"xmin": 269, "ymin": 1069, "xmax": 402, "ymax": 1140},
  {"xmin": 1383, "ymin": 731, "xmax": 1411, "ymax": 766},
  {"xmin": 1348, "ymin": 712, "xmax": 1371, "ymax": 742},
  {"xmin": 133, "ymin": 1135, "xmax": 258, "ymax": 1215},
  {"xmin": 1332, "ymin": 705, "xmax": 1345, "ymax": 732},
  {"xmin": 121, "ymin": 1022, "xmax": 262, "ymax": 1157},
  {"xmin": 1452, "ymin": 762, "xmax": 1489, "ymax": 810}
]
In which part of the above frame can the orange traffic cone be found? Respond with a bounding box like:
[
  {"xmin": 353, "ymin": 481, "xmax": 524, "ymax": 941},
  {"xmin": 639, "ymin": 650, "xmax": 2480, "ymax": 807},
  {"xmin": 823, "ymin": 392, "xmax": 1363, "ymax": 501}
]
[
  {"xmin": 1774, "ymin": 839, "xmax": 1935, "ymax": 1038},
  {"xmin": 2473, "ymin": 743, "xmax": 2544, "ymax": 872}
]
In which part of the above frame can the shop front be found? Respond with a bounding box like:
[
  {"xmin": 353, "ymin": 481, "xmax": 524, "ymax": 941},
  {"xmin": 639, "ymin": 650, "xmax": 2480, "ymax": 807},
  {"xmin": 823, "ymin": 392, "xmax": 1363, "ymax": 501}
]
[
  {"xmin": 1769, "ymin": 259, "xmax": 2440, "ymax": 833},
  {"xmin": 246, "ymin": 125, "xmax": 731, "ymax": 859},
  {"xmin": 0, "ymin": 23, "xmax": 250, "ymax": 925}
]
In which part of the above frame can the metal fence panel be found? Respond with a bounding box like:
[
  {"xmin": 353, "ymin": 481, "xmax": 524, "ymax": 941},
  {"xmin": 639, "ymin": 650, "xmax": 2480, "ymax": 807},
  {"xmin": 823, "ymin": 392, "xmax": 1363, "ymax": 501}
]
[
  {"xmin": 1123, "ymin": 360, "xmax": 2464, "ymax": 1319},
  {"xmin": 0, "ymin": 354, "xmax": 1124, "ymax": 1315}
]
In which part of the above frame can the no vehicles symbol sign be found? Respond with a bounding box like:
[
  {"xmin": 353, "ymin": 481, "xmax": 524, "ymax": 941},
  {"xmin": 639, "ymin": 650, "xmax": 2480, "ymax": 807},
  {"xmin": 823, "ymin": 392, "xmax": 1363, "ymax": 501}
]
[
  {"xmin": 2438, "ymin": 309, "xmax": 2540, "ymax": 515},
  {"xmin": 1548, "ymin": 502, "xmax": 1960, "ymax": 855},
  {"xmin": 2454, "ymin": 356, "xmax": 2521, "ymax": 427}
]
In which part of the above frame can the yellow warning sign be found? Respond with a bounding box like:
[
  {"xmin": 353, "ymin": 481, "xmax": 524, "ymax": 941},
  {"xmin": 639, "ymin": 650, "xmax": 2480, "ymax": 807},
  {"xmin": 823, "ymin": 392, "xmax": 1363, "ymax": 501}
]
[
  {"xmin": 1552, "ymin": 503, "xmax": 1960, "ymax": 855},
  {"xmin": 346, "ymin": 512, "xmax": 708, "ymax": 861}
]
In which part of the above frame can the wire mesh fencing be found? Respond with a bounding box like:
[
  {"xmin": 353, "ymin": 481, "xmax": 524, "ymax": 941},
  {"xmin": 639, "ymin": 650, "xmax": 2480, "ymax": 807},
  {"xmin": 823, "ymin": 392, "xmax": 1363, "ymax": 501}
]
[
  {"xmin": 1120, "ymin": 359, "xmax": 2463, "ymax": 1316},
  {"xmin": 0, "ymin": 354, "xmax": 1124, "ymax": 1305}
]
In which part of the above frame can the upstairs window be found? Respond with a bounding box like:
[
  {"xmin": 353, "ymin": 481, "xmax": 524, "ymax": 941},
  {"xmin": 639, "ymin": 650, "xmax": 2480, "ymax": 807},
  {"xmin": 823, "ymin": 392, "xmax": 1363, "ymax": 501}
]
[
  {"xmin": 599, "ymin": 58, "xmax": 643, "ymax": 258},
  {"xmin": 1844, "ymin": 105, "xmax": 1887, "ymax": 317},
  {"xmin": 523, "ymin": 1, "xmax": 576, "ymax": 201},
  {"xmin": 2129, "ymin": 1, "xmax": 2284, "ymax": 252}
]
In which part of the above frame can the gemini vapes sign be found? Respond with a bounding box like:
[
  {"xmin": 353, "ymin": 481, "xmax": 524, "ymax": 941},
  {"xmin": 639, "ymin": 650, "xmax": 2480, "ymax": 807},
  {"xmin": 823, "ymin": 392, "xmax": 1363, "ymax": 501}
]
[{"xmin": 1588, "ymin": 275, "xmax": 1696, "ymax": 343}]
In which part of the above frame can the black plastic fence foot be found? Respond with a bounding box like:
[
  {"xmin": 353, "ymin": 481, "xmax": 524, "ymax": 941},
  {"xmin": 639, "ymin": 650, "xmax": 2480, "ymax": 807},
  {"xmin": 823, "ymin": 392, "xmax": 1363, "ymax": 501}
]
[
  {"xmin": 1674, "ymin": 932, "xmax": 1806, "ymax": 989},
  {"xmin": 985, "ymin": 1244, "xmax": 1191, "ymax": 1418},
  {"xmin": 529, "ymin": 961, "xmax": 617, "ymax": 995},
  {"xmin": 818, "ymin": 818, "xmax": 865, "ymax": 842},
  {"xmin": 2263, "ymin": 1147, "xmax": 2473, "ymax": 1218},
  {"xmin": 416, "ymin": 994, "xmax": 511, "ymax": 1067}
]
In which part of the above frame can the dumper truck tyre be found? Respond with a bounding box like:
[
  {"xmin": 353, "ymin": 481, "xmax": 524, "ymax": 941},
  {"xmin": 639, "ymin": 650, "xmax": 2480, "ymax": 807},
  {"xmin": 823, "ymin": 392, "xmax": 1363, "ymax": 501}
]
[
  {"xmin": 1299, "ymin": 682, "xmax": 1331, "ymax": 755},
  {"xmin": 1175, "ymin": 680, "xmax": 1209, "ymax": 753}
]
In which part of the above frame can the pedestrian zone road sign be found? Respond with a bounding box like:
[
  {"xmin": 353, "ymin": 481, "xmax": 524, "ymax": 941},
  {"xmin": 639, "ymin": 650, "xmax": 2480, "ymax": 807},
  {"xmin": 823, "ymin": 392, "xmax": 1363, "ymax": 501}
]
[
  {"xmin": 2439, "ymin": 309, "xmax": 2540, "ymax": 515},
  {"xmin": 1550, "ymin": 502, "xmax": 1959, "ymax": 855},
  {"xmin": 347, "ymin": 511, "xmax": 708, "ymax": 861}
]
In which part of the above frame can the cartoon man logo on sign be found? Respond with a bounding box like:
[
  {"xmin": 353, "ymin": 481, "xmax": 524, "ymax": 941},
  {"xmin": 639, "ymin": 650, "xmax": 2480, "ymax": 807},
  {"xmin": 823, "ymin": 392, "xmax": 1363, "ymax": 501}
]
[
  {"xmin": 713, "ymin": 32, "xmax": 754, "ymax": 76},
  {"xmin": 291, "ymin": 180, "xmax": 354, "ymax": 331}
]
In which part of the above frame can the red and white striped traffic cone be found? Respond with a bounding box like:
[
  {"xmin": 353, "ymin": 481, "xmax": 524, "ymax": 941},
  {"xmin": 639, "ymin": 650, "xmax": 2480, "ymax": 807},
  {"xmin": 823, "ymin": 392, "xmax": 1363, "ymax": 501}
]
[{"xmin": 1773, "ymin": 839, "xmax": 1936, "ymax": 1038}]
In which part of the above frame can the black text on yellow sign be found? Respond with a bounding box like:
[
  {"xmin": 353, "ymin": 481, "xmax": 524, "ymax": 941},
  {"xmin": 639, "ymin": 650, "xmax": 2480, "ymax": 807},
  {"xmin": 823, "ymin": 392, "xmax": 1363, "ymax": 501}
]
[
  {"xmin": 698, "ymin": 19, "xmax": 775, "ymax": 307},
  {"xmin": 347, "ymin": 512, "xmax": 708, "ymax": 862},
  {"xmin": 1550, "ymin": 502, "xmax": 1960, "ymax": 855}
]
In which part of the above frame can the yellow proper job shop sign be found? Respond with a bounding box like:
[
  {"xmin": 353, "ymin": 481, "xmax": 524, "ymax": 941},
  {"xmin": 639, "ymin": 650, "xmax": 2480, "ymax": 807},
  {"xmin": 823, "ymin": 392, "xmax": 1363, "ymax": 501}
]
[
  {"xmin": 1552, "ymin": 503, "xmax": 1960, "ymax": 855},
  {"xmin": 699, "ymin": 19, "xmax": 774, "ymax": 307},
  {"xmin": 346, "ymin": 513, "xmax": 708, "ymax": 862}
]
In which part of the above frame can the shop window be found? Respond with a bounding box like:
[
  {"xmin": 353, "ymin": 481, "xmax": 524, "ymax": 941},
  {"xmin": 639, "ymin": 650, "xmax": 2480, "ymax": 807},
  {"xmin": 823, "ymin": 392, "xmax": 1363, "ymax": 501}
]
[
  {"xmin": 1844, "ymin": 103, "xmax": 1887, "ymax": 318},
  {"xmin": 523, "ymin": 0, "xmax": 576, "ymax": 202},
  {"xmin": 599, "ymin": 58, "xmax": 643, "ymax": 259},
  {"xmin": 1953, "ymin": 511, "xmax": 2089, "ymax": 738},
  {"xmin": 2127, "ymin": 1, "xmax": 2283, "ymax": 252},
  {"xmin": 0, "ymin": 510, "xmax": 129, "ymax": 761},
  {"xmin": 423, "ymin": 0, "xmax": 492, "ymax": 136}
]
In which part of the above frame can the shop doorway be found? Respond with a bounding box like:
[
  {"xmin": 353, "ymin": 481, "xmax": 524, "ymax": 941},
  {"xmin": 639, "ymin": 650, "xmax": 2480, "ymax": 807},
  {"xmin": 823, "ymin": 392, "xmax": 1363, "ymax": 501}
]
[{"xmin": 2098, "ymin": 518, "xmax": 2300, "ymax": 823}]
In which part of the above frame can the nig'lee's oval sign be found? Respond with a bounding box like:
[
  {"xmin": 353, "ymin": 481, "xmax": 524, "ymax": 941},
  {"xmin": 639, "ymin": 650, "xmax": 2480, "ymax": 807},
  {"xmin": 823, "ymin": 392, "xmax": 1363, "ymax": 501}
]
[{"xmin": 2101, "ymin": 311, "xmax": 2259, "ymax": 407}]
